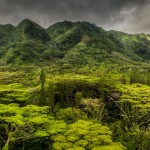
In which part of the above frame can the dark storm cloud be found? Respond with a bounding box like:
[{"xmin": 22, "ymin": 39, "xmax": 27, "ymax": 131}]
[{"xmin": 0, "ymin": 0, "xmax": 150, "ymax": 33}]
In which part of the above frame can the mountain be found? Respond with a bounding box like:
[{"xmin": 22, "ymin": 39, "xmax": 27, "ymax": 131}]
[
  {"xmin": 108, "ymin": 30, "xmax": 150, "ymax": 60},
  {"xmin": 0, "ymin": 19, "xmax": 150, "ymax": 70},
  {"xmin": 0, "ymin": 24, "xmax": 15, "ymax": 45},
  {"xmin": 47, "ymin": 20, "xmax": 150, "ymax": 69},
  {"xmin": 0, "ymin": 19, "xmax": 52, "ymax": 63},
  {"xmin": 47, "ymin": 21, "xmax": 114, "ymax": 51},
  {"xmin": 11, "ymin": 19, "xmax": 50, "ymax": 43}
]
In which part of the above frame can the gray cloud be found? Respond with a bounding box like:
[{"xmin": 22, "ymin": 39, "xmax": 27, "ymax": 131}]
[{"xmin": 0, "ymin": 0, "xmax": 150, "ymax": 33}]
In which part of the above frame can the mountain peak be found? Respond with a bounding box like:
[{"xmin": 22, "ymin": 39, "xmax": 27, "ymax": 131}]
[
  {"xmin": 0, "ymin": 24, "xmax": 15, "ymax": 45},
  {"xmin": 21, "ymin": 19, "xmax": 33, "ymax": 22},
  {"xmin": 12, "ymin": 19, "xmax": 50, "ymax": 42},
  {"xmin": 0, "ymin": 24, "xmax": 15, "ymax": 32},
  {"xmin": 18, "ymin": 19, "xmax": 37, "ymax": 27}
]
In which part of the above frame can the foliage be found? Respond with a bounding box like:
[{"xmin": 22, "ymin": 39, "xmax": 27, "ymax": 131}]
[
  {"xmin": 80, "ymin": 98, "xmax": 105, "ymax": 121},
  {"xmin": 51, "ymin": 120, "xmax": 125, "ymax": 150},
  {"xmin": 0, "ymin": 83, "xmax": 29, "ymax": 104},
  {"xmin": 56, "ymin": 107, "xmax": 87, "ymax": 124},
  {"xmin": 39, "ymin": 68, "xmax": 46, "ymax": 106},
  {"xmin": 109, "ymin": 84, "xmax": 150, "ymax": 149},
  {"xmin": 0, "ymin": 104, "xmax": 51, "ymax": 150}
]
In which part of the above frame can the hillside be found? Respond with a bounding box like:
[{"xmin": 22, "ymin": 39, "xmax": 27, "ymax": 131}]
[
  {"xmin": 0, "ymin": 19, "xmax": 150, "ymax": 150},
  {"xmin": 0, "ymin": 24, "xmax": 15, "ymax": 45},
  {"xmin": 0, "ymin": 19, "xmax": 150, "ymax": 70}
]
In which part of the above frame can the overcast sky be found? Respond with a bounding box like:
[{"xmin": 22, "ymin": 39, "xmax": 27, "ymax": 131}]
[{"xmin": 0, "ymin": 0, "xmax": 150, "ymax": 33}]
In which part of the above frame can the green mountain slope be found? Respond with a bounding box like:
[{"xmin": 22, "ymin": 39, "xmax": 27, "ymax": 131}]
[
  {"xmin": 108, "ymin": 30, "xmax": 150, "ymax": 60},
  {"xmin": 0, "ymin": 19, "xmax": 52, "ymax": 63},
  {"xmin": 47, "ymin": 21, "xmax": 150, "ymax": 70},
  {"xmin": 0, "ymin": 19, "xmax": 150, "ymax": 69},
  {"xmin": 11, "ymin": 19, "xmax": 50, "ymax": 43},
  {"xmin": 0, "ymin": 24, "xmax": 15, "ymax": 45}
]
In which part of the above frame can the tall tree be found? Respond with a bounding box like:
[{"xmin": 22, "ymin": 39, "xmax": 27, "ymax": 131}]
[{"xmin": 39, "ymin": 68, "xmax": 46, "ymax": 106}]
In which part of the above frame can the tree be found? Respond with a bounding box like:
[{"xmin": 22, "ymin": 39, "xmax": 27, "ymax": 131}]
[
  {"xmin": 146, "ymin": 72, "xmax": 150, "ymax": 85},
  {"xmin": 0, "ymin": 83, "xmax": 29, "ymax": 105},
  {"xmin": 56, "ymin": 107, "xmax": 87, "ymax": 124},
  {"xmin": 0, "ymin": 104, "xmax": 51, "ymax": 150},
  {"xmin": 121, "ymin": 74, "xmax": 126, "ymax": 84},
  {"xmin": 110, "ymin": 84, "xmax": 150, "ymax": 149},
  {"xmin": 75, "ymin": 92, "xmax": 83, "ymax": 108},
  {"xmin": 98, "ymin": 64, "xmax": 106, "ymax": 100},
  {"xmin": 80, "ymin": 98, "xmax": 105, "ymax": 121},
  {"xmin": 39, "ymin": 68, "xmax": 46, "ymax": 106},
  {"xmin": 129, "ymin": 69, "xmax": 145, "ymax": 84},
  {"xmin": 51, "ymin": 120, "xmax": 125, "ymax": 150}
]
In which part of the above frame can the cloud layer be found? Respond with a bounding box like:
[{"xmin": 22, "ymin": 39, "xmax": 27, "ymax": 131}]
[{"xmin": 0, "ymin": 0, "xmax": 150, "ymax": 33}]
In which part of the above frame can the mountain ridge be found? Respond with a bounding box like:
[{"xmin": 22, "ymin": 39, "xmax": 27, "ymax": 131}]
[
  {"xmin": 1, "ymin": 19, "xmax": 150, "ymax": 36},
  {"xmin": 0, "ymin": 19, "xmax": 150, "ymax": 70}
]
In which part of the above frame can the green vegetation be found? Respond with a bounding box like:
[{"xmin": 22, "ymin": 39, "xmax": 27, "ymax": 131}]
[{"xmin": 0, "ymin": 19, "xmax": 150, "ymax": 150}]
